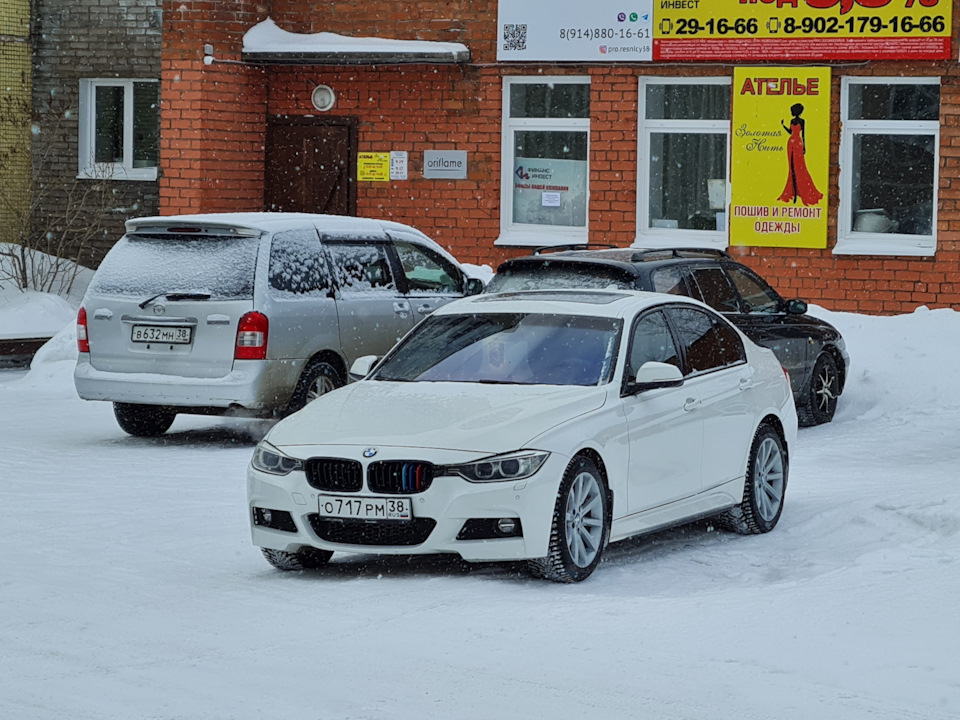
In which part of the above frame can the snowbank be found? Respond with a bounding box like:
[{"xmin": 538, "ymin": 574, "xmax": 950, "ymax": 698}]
[{"xmin": 0, "ymin": 290, "xmax": 76, "ymax": 340}]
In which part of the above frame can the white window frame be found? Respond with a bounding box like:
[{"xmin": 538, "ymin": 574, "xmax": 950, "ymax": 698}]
[
  {"xmin": 496, "ymin": 76, "xmax": 590, "ymax": 248},
  {"xmin": 836, "ymin": 76, "xmax": 940, "ymax": 257},
  {"xmin": 78, "ymin": 78, "xmax": 159, "ymax": 181},
  {"xmin": 636, "ymin": 76, "xmax": 731, "ymax": 250}
]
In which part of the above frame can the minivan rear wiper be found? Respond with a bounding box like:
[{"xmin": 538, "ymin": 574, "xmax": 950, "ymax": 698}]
[{"xmin": 139, "ymin": 292, "xmax": 212, "ymax": 309}]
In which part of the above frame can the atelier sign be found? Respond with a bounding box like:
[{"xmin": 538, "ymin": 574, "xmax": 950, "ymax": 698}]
[{"xmin": 423, "ymin": 150, "xmax": 468, "ymax": 180}]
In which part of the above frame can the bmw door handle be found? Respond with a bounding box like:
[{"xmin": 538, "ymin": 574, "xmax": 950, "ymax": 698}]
[
  {"xmin": 416, "ymin": 304, "xmax": 434, "ymax": 314},
  {"xmin": 683, "ymin": 397, "xmax": 701, "ymax": 412},
  {"xmin": 739, "ymin": 377, "xmax": 754, "ymax": 391},
  {"xmin": 393, "ymin": 301, "xmax": 410, "ymax": 316}
]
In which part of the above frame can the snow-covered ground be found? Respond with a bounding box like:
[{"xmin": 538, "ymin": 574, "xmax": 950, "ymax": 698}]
[{"xmin": 1, "ymin": 296, "xmax": 959, "ymax": 719}]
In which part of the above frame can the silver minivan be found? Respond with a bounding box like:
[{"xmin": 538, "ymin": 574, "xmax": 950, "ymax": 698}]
[{"xmin": 74, "ymin": 213, "xmax": 483, "ymax": 436}]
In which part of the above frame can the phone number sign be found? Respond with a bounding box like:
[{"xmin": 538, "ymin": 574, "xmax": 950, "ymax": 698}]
[
  {"xmin": 498, "ymin": 0, "xmax": 654, "ymax": 61},
  {"xmin": 654, "ymin": 0, "xmax": 951, "ymax": 61}
]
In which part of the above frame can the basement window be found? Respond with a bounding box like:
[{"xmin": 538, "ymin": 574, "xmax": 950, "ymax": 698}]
[{"xmin": 78, "ymin": 79, "xmax": 159, "ymax": 181}]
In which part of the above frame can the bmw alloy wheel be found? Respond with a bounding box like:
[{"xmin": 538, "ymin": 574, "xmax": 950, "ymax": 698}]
[
  {"xmin": 753, "ymin": 436, "xmax": 785, "ymax": 523},
  {"xmin": 565, "ymin": 470, "xmax": 605, "ymax": 568}
]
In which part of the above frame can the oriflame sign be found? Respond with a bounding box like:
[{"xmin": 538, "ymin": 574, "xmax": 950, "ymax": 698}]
[
  {"xmin": 654, "ymin": 0, "xmax": 951, "ymax": 61},
  {"xmin": 730, "ymin": 67, "xmax": 831, "ymax": 249}
]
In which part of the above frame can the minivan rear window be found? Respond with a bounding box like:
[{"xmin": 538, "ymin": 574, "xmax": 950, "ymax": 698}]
[{"xmin": 89, "ymin": 234, "xmax": 261, "ymax": 299}]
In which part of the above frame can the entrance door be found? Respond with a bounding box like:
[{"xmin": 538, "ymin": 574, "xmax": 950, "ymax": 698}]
[{"xmin": 265, "ymin": 119, "xmax": 357, "ymax": 215}]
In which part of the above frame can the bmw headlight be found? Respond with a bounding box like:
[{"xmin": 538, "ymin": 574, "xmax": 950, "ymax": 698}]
[
  {"xmin": 251, "ymin": 441, "xmax": 303, "ymax": 476},
  {"xmin": 446, "ymin": 451, "xmax": 549, "ymax": 483}
]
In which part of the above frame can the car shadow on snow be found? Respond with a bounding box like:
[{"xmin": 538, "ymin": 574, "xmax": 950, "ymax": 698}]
[
  {"xmin": 259, "ymin": 552, "xmax": 534, "ymax": 583},
  {"xmin": 105, "ymin": 423, "xmax": 265, "ymax": 449},
  {"xmin": 257, "ymin": 519, "xmax": 728, "ymax": 584}
]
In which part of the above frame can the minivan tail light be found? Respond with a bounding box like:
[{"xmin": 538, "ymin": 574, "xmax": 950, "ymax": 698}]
[
  {"xmin": 77, "ymin": 307, "xmax": 90, "ymax": 353},
  {"xmin": 235, "ymin": 311, "xmax": 268, "ymax": 360}
]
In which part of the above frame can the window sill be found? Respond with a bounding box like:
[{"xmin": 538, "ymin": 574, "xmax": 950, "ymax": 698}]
[
  {"xmin": 494, "ymin": 228, "xmax": 588, "ymax": 248},
  {"xmin": 832, "ymin": 234, "xmax": 935, "ymax": 257},
  {"xmin": 77, "ymin": 166, "xmax": 158, "ymax": 182}
]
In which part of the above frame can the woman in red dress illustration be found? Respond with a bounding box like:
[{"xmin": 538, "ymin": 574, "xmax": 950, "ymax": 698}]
[{"xmin": 779, "ymin": 103, "xmax": 823, "ymax": 206}]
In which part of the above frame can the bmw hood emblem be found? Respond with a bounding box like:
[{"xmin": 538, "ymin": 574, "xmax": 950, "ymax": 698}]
[{"xmin": 363, "ymin": 447, "xmax": 378, "ymax": 458}]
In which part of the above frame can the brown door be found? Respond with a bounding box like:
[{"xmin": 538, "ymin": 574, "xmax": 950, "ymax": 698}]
[{"xmin": 265, "ymin": 118, "xmax": 357, "ymax": 215}]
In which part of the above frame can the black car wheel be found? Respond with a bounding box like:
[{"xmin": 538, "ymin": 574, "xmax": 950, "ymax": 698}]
[
  {"xmin": 798, "ymin": 352, "xmax": 840, "ymax": 426},
  {"xmin": 113, "ymin": 402, "xmax": 176, "ymax": 437}
]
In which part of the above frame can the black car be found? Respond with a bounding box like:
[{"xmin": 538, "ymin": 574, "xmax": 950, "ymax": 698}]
[{"xmin": 486, "ymin": 247, "xmax": 850, "ymax": 426}]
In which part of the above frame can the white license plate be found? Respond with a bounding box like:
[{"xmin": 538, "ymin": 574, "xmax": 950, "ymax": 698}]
[
  {"xmin": 132, "ymin": 325, "xmax": 192, "ymax": 344},
  {"xmin": 318, "ymin": 495, "xmax": 412, "ymax": 521}
]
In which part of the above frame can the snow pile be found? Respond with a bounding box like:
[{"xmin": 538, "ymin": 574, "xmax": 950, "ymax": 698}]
[
  {"xmin": 811, "ymin": 304, "xmax": 960, "ymax": 419},
  {"xmin": 0, "ymin": 289, "xmax": 76, "ymax": 340},
  {"xmin": 0, "ymin": 242, "xmax": 94, "ymax": 304}
]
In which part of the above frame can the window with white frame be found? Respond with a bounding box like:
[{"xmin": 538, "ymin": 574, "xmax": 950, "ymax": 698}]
[
  {"xmin": 637, "ymin": 78, "xmax": 731, "ymax": 249},
  {"xmin": 836, "ymin": 77, "xmax": 939, "ymax": 256},
  {"xmin": 78, "ymin": 79, "xmax": 159, "ymax": 181},
  {"xmin": 497, "ymin": 77, "xmax": 590, "ymax": 247}
]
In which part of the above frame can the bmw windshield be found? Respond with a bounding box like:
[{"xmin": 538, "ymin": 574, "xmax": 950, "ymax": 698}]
[{"xmin": 371, "ymin": 313, "xmax": 622, "ymax": 386}]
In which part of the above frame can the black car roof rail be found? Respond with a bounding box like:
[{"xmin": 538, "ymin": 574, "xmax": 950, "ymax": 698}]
[
  {"xmin": 630, "ymin": 247, "xmax": 732, "ymax": 261},
  {"xmin": 531, "ymin": 243, "xmax": 617, "ymax": 255}
]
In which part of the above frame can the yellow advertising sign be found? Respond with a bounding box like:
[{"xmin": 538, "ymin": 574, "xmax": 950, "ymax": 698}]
[
  {"xmin": 730, "ymin": 67, "xmax": 830, "ymax": 249},
  {"xmin": 357, "ymin": 152, "xmax": 390, "ymax": 182},
  {"xmin": 654, "ymin": 0, "xmax": 950, "ymax": 61}
]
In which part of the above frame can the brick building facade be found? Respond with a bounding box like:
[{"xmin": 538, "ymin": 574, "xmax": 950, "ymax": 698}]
[
  {"xmin": 161, "ymin": 0, "xmax": 960, "ymax": 314},
  {"xmin": 31, "ymin": 0, "xmax": 162, "ymax": 267}
]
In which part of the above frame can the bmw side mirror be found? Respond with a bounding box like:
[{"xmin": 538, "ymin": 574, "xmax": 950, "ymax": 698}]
[
  {"xmin": 465, "ymin": 277, "xmax": 485, "ymax": 296},
  {"xmin": 349, "ymin": 355, "xmax": 379, "ymax": 382},
  {"xmin": 623, "ymin": 361, "xmax": 684, "ymax": 396},
  {"xmin": 786, "ymin": 299, "xmax": 808, "ymax": 315}
]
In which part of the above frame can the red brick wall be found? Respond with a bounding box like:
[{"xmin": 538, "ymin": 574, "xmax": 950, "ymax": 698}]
[
  {"xmin": 161, "ymin": 1, "xmax": 960, "ymax": 313},
  {"xmin": 160, "ymin": 1, "xmax": 268, "ymax": 216}
]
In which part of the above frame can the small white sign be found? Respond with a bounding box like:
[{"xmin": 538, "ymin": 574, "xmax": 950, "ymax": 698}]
[
  {"xmin": 423, "ymin": 150, "xmax": 468, "ymax": 180},
  {"xmin": 541, "ymin": 192, "xmax": 561, "ymax": 208},
  {"xmin": 390, "ymin": 151, "xmax": 408, "ymax": 181}
]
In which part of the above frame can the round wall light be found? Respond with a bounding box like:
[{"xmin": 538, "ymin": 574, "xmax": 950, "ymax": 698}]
[{"xmin": 311, "ymin": 84, "xmax": 336, "ymax": 112}]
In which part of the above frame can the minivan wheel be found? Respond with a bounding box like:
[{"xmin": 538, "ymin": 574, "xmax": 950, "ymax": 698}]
[
  {"xmin": 720, "ymin": 424, "xmax": 787, "ymax": 535},
  {"xmin": 528, "ymin": 456, "xmax": 609, "ymax": 583},
  {"xmin": 286, "ymin": 360, "xmax": 344, "ymax": 415},
  {"xmin": 797, "ymin": 352, "xmax": 839, "ymax": 426},
  {"xmin": 113, "ymin": 402, "xmax": 176, "ymax": 437}
]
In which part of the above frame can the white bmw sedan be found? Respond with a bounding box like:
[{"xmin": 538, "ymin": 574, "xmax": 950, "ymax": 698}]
[{"xmin": 248, "ymin": 290, "xmax": 797, "ymax": 582}]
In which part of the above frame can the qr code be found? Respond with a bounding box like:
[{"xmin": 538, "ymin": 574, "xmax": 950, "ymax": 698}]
[{"xmin": 503, "ymin": 23, "xmax": 527, "ymax": 52}]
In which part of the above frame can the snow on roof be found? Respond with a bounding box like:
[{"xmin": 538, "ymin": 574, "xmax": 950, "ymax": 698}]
[{"xmin": 242, "ymin": 17, "xmax": 470, "ymax": 65}]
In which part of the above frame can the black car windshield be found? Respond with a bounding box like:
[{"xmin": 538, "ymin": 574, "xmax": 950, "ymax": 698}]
[
  {"xmin": 372, "ymin": 312, "xmax": 622, "ymax": 386},
  {"xmin": 486, "ymin": 266, "xmax": 635, "ymax": 293}
]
